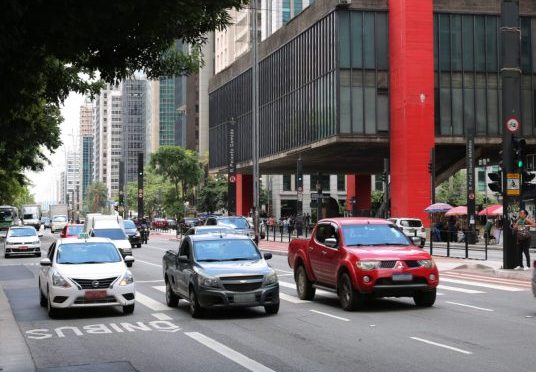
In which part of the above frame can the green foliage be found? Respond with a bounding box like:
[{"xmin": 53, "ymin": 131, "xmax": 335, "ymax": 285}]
[
  {"xmin": 436, "ymin": 171, "xmax": 467, "ymax": 206},
  {"xmin": 85, "ymin": 182, "xmax": 109, "ymax": 213},
  {"xmin": 0, "ymin": 174, "xmax": 35, "ymax": 207},
  {"xmin": 198, "ymin": 177, "xmax": 228, "ymax": 213},
  {"xmin": 0, "ymin": 0, "xmax": 248, "ymax": 192},
  {"xmin": 126, "ymin": 167, "xmax": 175, "ymax": 217}
]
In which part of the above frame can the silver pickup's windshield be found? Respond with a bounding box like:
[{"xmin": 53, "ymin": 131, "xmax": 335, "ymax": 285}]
[
  {"xmin": 342, "ymin": 224, "xmax": 410, "ymax": 246},
  {"xmin": 194, "ymin": 239, "xmax": 261, "ymax": 262}
]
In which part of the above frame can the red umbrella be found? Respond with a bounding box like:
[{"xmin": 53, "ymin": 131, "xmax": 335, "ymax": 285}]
[
  {"xmin": 445, "ymin": 206, "xmax": 467, "ymax": 216},
  {"xmin": 478, "ymin": 204, "xmax": 502, "ymax": 216}
]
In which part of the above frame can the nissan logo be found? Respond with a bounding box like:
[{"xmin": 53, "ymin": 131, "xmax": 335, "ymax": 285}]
[
  {"xmin": 92, "ymin": 281, "xmax": 100, "ymax": 288},
  {"xmin": 240, "ymin": 280, "xmax": 247, "ymax": 284}
]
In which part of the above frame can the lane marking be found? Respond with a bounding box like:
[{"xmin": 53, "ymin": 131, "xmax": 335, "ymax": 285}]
[
  {"xmin": 278, "ymin": 281, "xmax": 333, "ymax": 296},
  {"xmin": 137, "ymin": 280, "xmax": 165, "ymax": 283},
  {"xmin": 153, "ymin": 286, "xmax": 166, "ymax": 293},
  {"xmin": 309, "ymin": 309, "xmax": 350, "ymax": 322},
  {"xmin": 185, "ymin": 332, "xmax": 275, "ymax": 372},
  {"xmin": 136, "ymin": 259, "xmax": 161, "ymax": 267},
  {"xmin": 410, "ymin": 337, "xmax": 472, "ymax": 355},
  {"xmin": 152, "ymin": 313, "xmax": 173, "ymax": 320},
  {"xmin": 441, "ymin": 277, "xmax": 524, "ymax": 292},
  {"xmin": 275, "ymin": 269, "xmax": 293, "ymax": 274},
  {"xmin": 437, "ymin": 285, "xmax": 485, "ymax": 294},
  {"xmin": 277, "ymin": 274, "xmax": 294, "ymax": 277},
  {"xmin": 445, "ymin": 301, "xmax": 494, "ymax": 312},
  {"xmin": 136, "ymin": 292, "xmax": 169, "ymax": 312},
  {"xmin": 437, "ymin": 292, "xmax": 445, "ymax": 296},
  {"xmin": 442, "ymin": 272, "xmax": 532, "ymax": 288},
  {"xmin": 279, "ymin": 293, "xmax": 309, "ymax": 304}
]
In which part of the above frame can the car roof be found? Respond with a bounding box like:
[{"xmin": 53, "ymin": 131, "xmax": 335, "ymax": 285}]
[
  {"xmin": 212, "ymin": 216, "xmax": 246, "ymax": 219},
  {"xmin": 57, "ymin": 237, "xmax": 113, "ymax": 245},
  {"xmin": 320, "ymin": 217, "xmax": 393, "ymax": 226},
  {"xmin": 194, "ymin": 226, "xmax": 232, "ymax": 230},
  {"xmin": 187, "ymin": 233, "xmax": 252, "ymax": 242},
  {"xmin": 391, "ymin": 217, "xmax": 422, "ymax": 221}
]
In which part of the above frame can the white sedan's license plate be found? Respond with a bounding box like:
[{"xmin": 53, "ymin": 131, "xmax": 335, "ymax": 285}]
[
  {"xmin": 234, "ymin": 294, "xmax": 256, "ymax": 303},
  {"xmin": 392, "ymin": 273, "xmax": 413, "ymax": 282}
]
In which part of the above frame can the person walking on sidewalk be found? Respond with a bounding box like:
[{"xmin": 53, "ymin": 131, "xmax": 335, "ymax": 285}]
[{"xmin": 513, "ymin": 209, "xmax": 535, "ymax": 270}]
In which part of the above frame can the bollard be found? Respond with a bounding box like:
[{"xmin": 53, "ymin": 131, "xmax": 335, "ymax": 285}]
[
  {"xmin": 465, "ymin": 231, "xmax": 469, "ymax": 259},
  {"xmin": 446, "ymin": 232, "xmax": 450, "ymax": 257}
]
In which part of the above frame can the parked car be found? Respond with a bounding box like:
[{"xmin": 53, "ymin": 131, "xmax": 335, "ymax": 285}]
[
  {"xmin": 4, "ymin": 226, "xmax": 41, "ymax": 258},
  {"xmin": 123, "ymin": 219, "xmax": 142, "ymax": 248},
  {"xmin": 179, "ymin": 218, "xmax": 202, "ymax": 233},
  {"xmin": 162, "ymin": 234, "xmax": 279, "ymax": 317},
  {"xmin": 51, "ymin": 215, "xmax": 68, "ymax": 233},
  {"xmin": 167, "ymin": 219, "xmax": 177, "ymax": 230},
  {"xmin": 152, "ymin": 218, "xmax": 169, "ymax": 230},
  {"xmin": 204, "ymin": 216, "xmax": 255, "ymax": 240},
  {"xmin": 388, "ymin": 217, "xmax": 426, "ymax": 247},
  {"xmin": 38, "ymin": 237, "xmax": 135, "ymax": 318},
  {"xmin": 60, "ymin": 224, "xmax": 84, "ymax": 239},
  {"xmin": 288, "ymin": 218, "xmax": 439, "ymax": 310}
]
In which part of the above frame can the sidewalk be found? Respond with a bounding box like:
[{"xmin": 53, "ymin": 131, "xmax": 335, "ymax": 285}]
[{"xmin": 0, "ymin": 284, "xmax": 35, "ymax": 371}]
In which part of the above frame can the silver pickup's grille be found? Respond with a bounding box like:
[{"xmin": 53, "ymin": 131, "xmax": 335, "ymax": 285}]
[
  {"xmin": 71, "ymin": 277, "xmax": 118, "ymax": 289},
  {"xmin": 220, "ymin": 275, "xmax": 264, "ymax": 292}
]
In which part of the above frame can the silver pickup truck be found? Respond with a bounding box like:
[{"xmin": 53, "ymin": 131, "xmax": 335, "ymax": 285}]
[{"xmin": 162, "ymin": 233, "xmax": 279, "ymax": 318}]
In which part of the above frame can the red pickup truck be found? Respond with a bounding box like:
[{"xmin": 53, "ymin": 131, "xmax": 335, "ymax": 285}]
[{"xmin": 288, "ymin": 217, "xmax": 439, "ymax": 310}]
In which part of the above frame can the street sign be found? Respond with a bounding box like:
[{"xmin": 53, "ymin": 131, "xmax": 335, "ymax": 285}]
[
  {"xmin": 505, "ymin": 116, "xmax": 520, "ymax": 133},
  {"xmin": 229, "ymin": 175, "xmax": 236, "ymax": 183},
  {"xmin": 506, "ymin": 173, "xmax": 520, "ymax": 196}
]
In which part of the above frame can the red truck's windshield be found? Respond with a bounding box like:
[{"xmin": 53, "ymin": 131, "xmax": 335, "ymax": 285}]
[{"xmin": 341, "ymin": 224, "xmax": 410, "ymax": 246}]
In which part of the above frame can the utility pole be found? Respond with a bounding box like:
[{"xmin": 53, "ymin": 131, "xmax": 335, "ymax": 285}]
[
  {"xmin": 501, "ymin": 0, "xmax": 521, "ymax": 269},
  {"xmin": 137, "ymin": 153, "xmax": 144, "ymax": 219},
  {"xmin": 251, "ymin": 0, "xmax": 260, "ymax": 243},
  {"xmin": 119, "ymin": 161, "xmax": 125, "ymax": 218},
  {"xmin": 228, "ymin": 118, "xmax": 236, "ymax": 215}
]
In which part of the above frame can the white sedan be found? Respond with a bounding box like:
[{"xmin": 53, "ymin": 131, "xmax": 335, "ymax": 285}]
[
  {"xmin": 38, "ymin": 237, "xmax": 135, "ymax": 318},
  {"xmin": 4, "ymin": 226, "xmax": 41, "ymax": 258}
]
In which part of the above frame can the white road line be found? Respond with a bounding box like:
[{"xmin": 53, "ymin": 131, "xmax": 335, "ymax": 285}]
[
  {"xmin": 275, "ymin": 269, "xmax": 293, "ymax": 274},
  {"xmin": 437, "ymin": 285, "xmax": 485, "ymax": 294},
  {"xmin": 410, "ymin": 337, "xmax": 473, "ymax": 355},
  {"xmin": 137, "ymin": 280, "xmax": 165, "ymax": 283},
  {"xmin": 437, "ymin": 292, "xmax": 445, "ymax": 296},
  {"xmin": 441, "ymin": 277, "xmax": 524, "ymax": 292},
  {"xmin": 152, "ymin": 313, "xmax": 173, "ymax": 320},
  {"xmin": 279, "ymin": 293, "xmax": 309, "ymax": 304},
  {"xmin": 309, "ymin": 309, "xmax": 350, "ymax": 322},
  {"xmin": 445, "ymin": 301, "xmax": 494, "ymax": 312},
  {"xmin": 278, "ymin": 281, "xmax": 333, "ymax": 296},
  {"xmin": 136, "ymin": 292, "xmax": 169, "ymax": 312},
  {"xmin": 185, "ymin": 332, "xmax": 275, "ymax": 372},
  {"xmin": 277, "ymin": 274, "xmax": 294, "ymax": 277},
  {"xmin": 136, "ymin": 259, "xmax": 161, "ymax": 267},
  {"xmin": 153, "ymin": 285, "xmax": 166, "ymax": 293},
  {"xmin": 442, "ymin": 272, "xmax": 532, "ymax": 287}
]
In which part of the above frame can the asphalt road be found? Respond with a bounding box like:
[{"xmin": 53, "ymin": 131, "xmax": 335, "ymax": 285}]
[{"xmin": 1, "ymin": 230, "xmax": 536, "ymax": 372}]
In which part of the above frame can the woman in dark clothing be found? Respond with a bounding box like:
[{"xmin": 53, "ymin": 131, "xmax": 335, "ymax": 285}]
[{"xmin": 513, "ymin": 209, "xmax": 536, "ymax": 270}]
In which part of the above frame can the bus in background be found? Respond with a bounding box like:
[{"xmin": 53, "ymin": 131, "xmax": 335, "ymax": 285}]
[{"xmin": 0, "ymin": 206, "xmax": 20, "ymax": 237}]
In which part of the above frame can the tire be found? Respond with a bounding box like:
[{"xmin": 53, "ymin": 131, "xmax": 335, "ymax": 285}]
[
  {"xmin": 138, "ymin": 244, "xmax": 142, "ymax": 248},
  {"xmin": 413, "ymin": 288, "xmax": 436, "ymax": 307},
  {"xmin": 295, "ymin": 265, "xmax": 315, "ymax": 301},
  {"xmin": 4, "ymin": 253, "xmax": 9, "ymax": 258},
  {"xmin": 126, "ymin": 262, "xmax": 132, "ymax": 268},
  {"xmin": 123, "ymin": 304, "xmax": 135, "ymax": 314},
  {"xmin": 264, "ymin": 302, "xmax": 280, "ymax": 315},
  {"xmin": 189, "ymin": 287, "xmax": 204, "ymax": 318},
  {"xmin": 166, "ymin": 280, "xmax": 179, "ymax": 307},
  {"xmin": 39, "ymin": 281, "xmax": 47, "ymax": 307},
  {"xmin": 338, "ymin": 273, "xmax": 364, "ymax": 311},
  {"xmin": 35, "ymin": 252, "xmax": 41, "ymax": 257},
  {"xmin": 47, "ymin": 289, "xmax": 59, "ymax": 318}
]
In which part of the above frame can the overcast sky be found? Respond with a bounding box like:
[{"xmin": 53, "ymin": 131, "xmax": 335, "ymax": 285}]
[{"xmin": 27, "ymin": 92, "xmax": 86, "ymax": 204}]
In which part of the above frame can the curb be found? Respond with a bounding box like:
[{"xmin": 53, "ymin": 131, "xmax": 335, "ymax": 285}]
[
  {"xmin": 0, "ymin": 284, "xmax": 35, "ymax": 371},
  {"xmin": 441, "ymin": 263, "xmax": 533, "ymax": 281}
]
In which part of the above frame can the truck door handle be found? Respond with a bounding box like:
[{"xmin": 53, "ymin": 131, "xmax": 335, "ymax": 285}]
[
  {"xmin": 321, "ymin": 251, "xmax": 327, "ymax": 255},
  {"xmin": 308, "ymin": 247, "xmax": 314, "ymax": 252}
]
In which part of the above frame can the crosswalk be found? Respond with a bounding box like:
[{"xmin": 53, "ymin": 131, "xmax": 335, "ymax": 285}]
[{"xmin": 132, "ymin": 272, "xmax": 532, "ymax": 312}]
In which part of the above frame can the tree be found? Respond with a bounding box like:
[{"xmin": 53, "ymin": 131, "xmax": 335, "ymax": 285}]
[
  {"xmin": 436, "ymin": 171, "xmax": 467, "ymax": 206},
  {"xmin": 198, "ymin": 177, "xmax": 228, "ymax": 213},
  {"xmin": 85, "ymin": 182, "xmax": 109, "ymax": 213},
  {"xmin": 0, "ymin": 1, "xmax": 248, "ymax": 190},
  {"xmin": 125, "ymin": 167, "xmax": 174, "ymax": 217}
]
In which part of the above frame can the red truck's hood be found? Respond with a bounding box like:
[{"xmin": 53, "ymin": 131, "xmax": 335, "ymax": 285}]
[{"xmin": 346, "ymin": 246, "xmax": 432, "ymax": 260}]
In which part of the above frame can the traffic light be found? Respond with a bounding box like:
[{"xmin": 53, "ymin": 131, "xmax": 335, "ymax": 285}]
[
  {"xmin": 427, "ymin": 162, "xmax": 432, "ymax": 174},
  {"xmin": 522, "ymin": 170, "xmax": 536, "ymax": 192},
  {"xmin": 488, "ymin": 171, "xmax": 502, "ymax": 193},
  {"xmin": 512, "ymin": 137, "xmax": 526, "ymax": 170},
  {"xmin": 296, "ymin": 158, "xmax": 303, "ymax": 191}
]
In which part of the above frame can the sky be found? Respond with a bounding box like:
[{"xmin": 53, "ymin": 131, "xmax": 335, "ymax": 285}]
[{"xmin": 27, "ymin": 92, "xmax": 86, "ymax": 204}]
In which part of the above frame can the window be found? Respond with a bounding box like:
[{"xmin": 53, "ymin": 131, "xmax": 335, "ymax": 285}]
[
  {"xmin": 314, "ymin": 224, "xmax": 338, "ymax": 246},
  {"xmin": 283, "ymin": 175, "xmax": 292, "ymax": 191},
  {"xmin": 337, "ymin": 175, "xmax": 345, "ymax": 191}
]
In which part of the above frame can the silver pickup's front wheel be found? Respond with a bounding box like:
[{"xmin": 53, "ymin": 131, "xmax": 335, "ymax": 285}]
[
  {"xmin": 166, "ymin": 280, "xmax": 179, "ymax": 307},
  {"xmin": 295, "ymin": 265, "xmax": 315, "ymax": 301}
]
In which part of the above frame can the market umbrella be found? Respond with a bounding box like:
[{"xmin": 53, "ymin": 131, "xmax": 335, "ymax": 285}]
[
  {"xmin": 445, "ymin": 206, "xmax": 467, "ymax": 216},
  {"xmin": 424, "ymin": 203, "xmax": 453, "ymax": 213},
  {"xmin": 478, "ymin": 204, "xmax": 502, "ymax": 216}
]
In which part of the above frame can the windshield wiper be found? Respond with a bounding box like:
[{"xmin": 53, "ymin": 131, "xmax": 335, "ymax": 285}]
[
  {"xmin": 222, "ymin": 257, "xmax": 256, "ymax": 261},
  {"xmin": 369, "ymin": 243, "xmax": 409, "ymax": 246},
  {"xmin": 78, "ymin": 261, "xmax": 105, "ymax": 264}
]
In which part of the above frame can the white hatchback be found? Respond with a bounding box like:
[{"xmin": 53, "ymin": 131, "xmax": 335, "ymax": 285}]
[
  {"xmin": 388, "ymin": 217, "xmax": 426, "ymax": 247},
  {"xmin": 38, "ymin": 237, "xmax": 135, "ymax": 318}
]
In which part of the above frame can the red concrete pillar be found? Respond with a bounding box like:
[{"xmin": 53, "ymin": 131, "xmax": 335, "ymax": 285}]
[
  {"xmin": 389, "ymin": 0, "xmax": 434, "ymax": 221},
  {"xmin": 236, "ymin": 174, "xmax": 253, "ymax": 217},
  {"xmin": 346, "ymin": 175, "xmax": 371, "ymax": 211}
]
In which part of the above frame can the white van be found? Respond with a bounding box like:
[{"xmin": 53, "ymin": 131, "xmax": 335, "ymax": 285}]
[{"xmin": 87, "ymin": 215, "xmax": 132, "ymax": 259}]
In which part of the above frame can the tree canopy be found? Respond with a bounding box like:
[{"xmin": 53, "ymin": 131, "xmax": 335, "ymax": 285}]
[
  {"xmin": 85, "ymin": 182, "xmax": 109, "ymax": 213},
  {"xmin": 0, "ymin": 0, "xmax": 248, "ymax": 187}
]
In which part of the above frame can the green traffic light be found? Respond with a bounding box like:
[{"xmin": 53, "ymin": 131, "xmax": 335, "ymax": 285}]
[{"xmin": 518, "ymin": 160, "xmax": 523, "ymax": 168}]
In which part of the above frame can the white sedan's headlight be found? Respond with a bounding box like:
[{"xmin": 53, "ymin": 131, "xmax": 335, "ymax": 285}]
[
  {"xmin": 32, "ymin": 239, "xmax": 40, "ymax": 244},
  {"xmin": 198, "ymin": 274, "xmax": 220, "ymax": 288},
  {"xmin": 119, "ymin": 270, "xmax": 134, "ymax": 286},
  {"xmin": 5, "ymin": 240, "xmax": 15, "ymax": 246},
  {"xmin": 52, "ymin": 271, "xmax": 71, "ymax": 288},
  {"xmin": 356, "ymin": 261, "xmax": 381, "ymax": 270},
  {"xmin": 264, "ymin": 271, "xmax": 278, "ymax": 286},
  {"xmin": 417, "ymin": 259, "xmax": 435, "ymax": 269}
]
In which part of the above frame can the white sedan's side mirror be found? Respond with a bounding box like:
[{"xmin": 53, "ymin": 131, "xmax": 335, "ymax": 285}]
[
  {"xmin": 124, "ymin": 256, "xmax": 135, "ymax": 264},
  {"xmin": 40, "ymin": 258, "xmax": 52, "ymax": 267}
]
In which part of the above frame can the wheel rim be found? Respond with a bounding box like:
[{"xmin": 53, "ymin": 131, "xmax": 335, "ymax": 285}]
[
  {"xmin": 190, "ymin": 291, "xmax": 196, "ymax": 313},
  {"xmin": 341, "ymin": 278, "xmax": 350, "ymax": 307},
  {"xmin": 297, "ymin": 270, "xmax": 305, "ymax": 295},
  {"xmin": 166, "ymin": 283, "xmax": 171, "ymax": 303}
]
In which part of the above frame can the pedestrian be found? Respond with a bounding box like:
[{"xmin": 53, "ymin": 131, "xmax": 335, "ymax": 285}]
[
  {"xmin": 513, "ymin": 209, "xmax": 535, "ymax": 270},
  {"xmin": 448, "ymin": 216, "xmax": 457, "ymax": 242}
]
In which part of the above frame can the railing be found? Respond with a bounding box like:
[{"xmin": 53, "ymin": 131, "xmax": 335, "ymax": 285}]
[
  {"xmin": 261, "ymin": 223, "xmax": 313, "ymax": 242},
  {"xmin": 427, "ymin": 228, "xmax": 490, "ymax": 260}
]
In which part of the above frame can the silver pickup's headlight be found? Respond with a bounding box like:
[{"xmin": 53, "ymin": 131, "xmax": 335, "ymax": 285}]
[
  {"xmin": 119, "ymin": 270, "xmax": 134, "ymax": 286},
  {"xmin": 356, "ymin": 261, "xmax": 381, "ymax": 270},
  {"xmin": 264, "ymin": 271, "xmax": 278, "ymax": 286},
  {"xmin": 52, "ymin": 271, "xmax": 71, "ymax": 288},
  {"xmin": 198, "ymin": 274, "xmax": 220, "ymax": 288},
  {"xmin": 417, "ymin": 259, "xmax": 435, "ymax": 269}
]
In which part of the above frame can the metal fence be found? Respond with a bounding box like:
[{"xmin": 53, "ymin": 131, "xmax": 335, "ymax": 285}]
[{"xmin": 427, "ymin": 229, "xmax": 489, "ymax": 260}]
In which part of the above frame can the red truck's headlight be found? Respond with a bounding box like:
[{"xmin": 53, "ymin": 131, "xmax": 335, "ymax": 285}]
[{"xmin": 356, "ymin": 261, "xmax": 381, "ymax": 270}]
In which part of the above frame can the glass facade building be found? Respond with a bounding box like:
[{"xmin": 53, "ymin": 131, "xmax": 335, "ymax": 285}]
[{"xmin": 81, "ymin": 136, "xmax": 93, "ymax": 201}]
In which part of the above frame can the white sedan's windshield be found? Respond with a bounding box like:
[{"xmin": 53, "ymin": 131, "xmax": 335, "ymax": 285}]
[
  {"xmin": 8, "ymin": 228, "xmax": 36, "ymax": 237},
  {"xmin": 56, "ymin": 243, "xmax": 121, "ymax": 264},
  {"xmin": 342, "ymin": 224, "xmax": 410, "ymax": 246}
]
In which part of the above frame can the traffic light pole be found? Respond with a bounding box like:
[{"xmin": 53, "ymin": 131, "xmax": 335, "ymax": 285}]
[
  {"xmin": 501, "ymin": 0, "xmax": 521, "ymax": 269},
  {"xmin": 137, "ymin": 153, "xmax": 144, "ymax": 219}
]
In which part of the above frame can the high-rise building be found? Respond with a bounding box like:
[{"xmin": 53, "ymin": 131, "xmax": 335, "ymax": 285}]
[
  {"xmin": 79, "ymin": 102, "xmax": 94, "ymax": 204},
  {"xmin": 261, "ymin": 0, "xmax": 314, "ymax": 40},
  {"xmin": 65, "ymin": 151, "xmax": 80, "ymax": 213},
  {"xmin": 122, "ymin": 79, "xmax": 148, "ymax": 182}
]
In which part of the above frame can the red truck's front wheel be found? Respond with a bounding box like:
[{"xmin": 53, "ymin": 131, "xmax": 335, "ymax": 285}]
[{"xmin": 338, "ymin": 273, "xmax": 365, "ymax": 311}]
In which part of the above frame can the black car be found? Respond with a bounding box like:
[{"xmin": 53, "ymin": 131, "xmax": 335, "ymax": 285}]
[
  {"xmin": 179, "ymin": 218, "xmax": 202, "ymax": 233},
  {"xmin": 123, "ymin": 219, "xmax": 142, "ymax": 248},
  {"xmin": 162, "ymin": 234, "xmax": 279, "ymax": 317}
]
